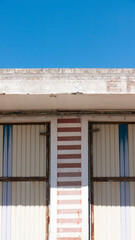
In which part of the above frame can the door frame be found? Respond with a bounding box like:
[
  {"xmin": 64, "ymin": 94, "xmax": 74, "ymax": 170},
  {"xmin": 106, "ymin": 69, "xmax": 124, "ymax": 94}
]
[
  {"xmin": 88, "ymin": 120, "xmax": 135, "ymax": 240},
  {"xmin": 76, "ymin": 115, "xmax": 135, "ymax": 240},
  {"xmin": 0, "ymin": 116, "xmax": 58, "ymax": 240},
  {"xmin": 2, "ymin": 113, "xmax": 135, "ymax": 240}
]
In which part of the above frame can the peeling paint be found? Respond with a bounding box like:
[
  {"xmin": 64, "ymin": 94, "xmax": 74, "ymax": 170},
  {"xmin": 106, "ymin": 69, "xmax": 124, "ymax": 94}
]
[{"xmin": 127, "ymin": 79, "xmax": 135, "ymax": 92}]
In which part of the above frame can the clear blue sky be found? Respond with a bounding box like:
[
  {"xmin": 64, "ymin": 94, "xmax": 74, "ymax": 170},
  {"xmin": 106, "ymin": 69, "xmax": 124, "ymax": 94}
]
[{"xmin": 0, "ymin": 0, "xmax": 135, "ymax": 68}]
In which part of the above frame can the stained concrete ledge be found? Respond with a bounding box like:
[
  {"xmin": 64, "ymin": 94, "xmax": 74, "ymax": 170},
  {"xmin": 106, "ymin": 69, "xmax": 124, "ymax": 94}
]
[
  {"xmin": 0, "ymin": 68, "xmax": 135, "ymax": 74},
  {"xmin": 0, "ymin": 69, "xmax": 135, "ymax": 111},
  {"xmin": 0, "ymin": 68, "xmax": 135, "ymax": 94}
]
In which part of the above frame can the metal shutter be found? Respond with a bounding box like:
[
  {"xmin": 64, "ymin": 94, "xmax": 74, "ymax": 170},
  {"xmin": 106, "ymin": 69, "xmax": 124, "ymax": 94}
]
[
  {"xmin": 0, "ymin": 123, "xmax": 50, "ymax": 240},
  {"xmin": 89, "ymin": 123, "xmax": 135, "ymax": 240}
]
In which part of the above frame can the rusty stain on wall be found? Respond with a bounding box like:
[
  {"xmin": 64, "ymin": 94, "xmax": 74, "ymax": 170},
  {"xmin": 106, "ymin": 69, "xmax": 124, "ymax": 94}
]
[
  {"xmin": 106, "ymin": 78, "xmax": 123, "ymax": 93},
  {"xmin": 127, "ymin": 79, "xmax": 135, "ymax": 92}
]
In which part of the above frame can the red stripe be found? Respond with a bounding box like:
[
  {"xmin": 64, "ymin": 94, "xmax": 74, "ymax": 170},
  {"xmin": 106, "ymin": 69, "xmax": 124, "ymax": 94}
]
[
  {"xmin": 57, "ymin": 190, "xmax": 81, "ymax": 195},
  {"xmin": 57, "ymin": 218, "xmax": 82, "ymax": 224},
  {"xmin": 57, "ymin": 199, "xmax": 81, "ymax": 204},
  {"xmin": 57, "ymin": 181, "xmax": 81, "ymax": 187},
  {"xmin": 57, "ymin": 209, "xmax": 82, "ymax": 214},
  {"xmin": 57, "ymin": 119, "xmax": 81, "ymax": 123},
  {"xmin": 57, "ymin": 228, "xmax": 82, "ymax": 233},
  {"xmin": 58, "ymin": 145, "xmax": 81, "ymax": 150},
  {"xmin": 57, "ymin": 172, "xmax": 81, "ymax": 177},
  {"xmin": 57, "ymin": 238, "xmax": 81, "ymax": 240},
  {"xmin": 58, "ymin": 163, "xmax": 81, "ymax": 168},
  {"xmin": 58, "ymin": 154, "xmax": 81, "ymax": 159},
  {"xmin": 58, "ymin": 127, "xmax": 81, "ymax": 132},
  {"xmin": 58, "ymin": 136, "xmax": 81, "ymax": 141}
]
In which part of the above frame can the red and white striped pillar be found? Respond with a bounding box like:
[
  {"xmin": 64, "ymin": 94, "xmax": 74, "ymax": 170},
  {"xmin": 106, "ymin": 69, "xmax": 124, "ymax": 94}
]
[{"xmin": 57, "ymin": 118, "xmax": 82, "ymax": 240}]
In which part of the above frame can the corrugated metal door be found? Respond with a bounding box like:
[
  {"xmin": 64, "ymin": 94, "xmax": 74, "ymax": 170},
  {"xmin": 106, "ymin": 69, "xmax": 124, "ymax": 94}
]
[
  {"xmin": 0, "ymin": 123, "xmax": 50, "ymax": 240},
  {"xmin": 89, "ymin": 123, "xmax": 135, "ymax": 240}
]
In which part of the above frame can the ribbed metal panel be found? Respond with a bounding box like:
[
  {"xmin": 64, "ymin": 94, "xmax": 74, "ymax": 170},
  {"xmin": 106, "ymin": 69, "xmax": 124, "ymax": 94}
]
[
  {"xmin": 12, "ymin": 124, "xmax": 47, "ymax": 177},
  {"xmin": 0, "ymin": 182, "xmax": 2, "ymax": 240},
  {"xmin": 0, "ymin": 126, "xmax": 3, "ymax": 177},
  {"xmin": 11, "ymin": 182, "xmax": 46, "ymax": 240},
  {"xmin": 128, "ymin": 124, "xmax": 135, "ymax": 177},
  {"xmin": 92, "ymin": 124, "xmax": 124, "ymax": 240},
  {"xmin": 0, "ymin": 124, "xmax": 48, "ymax": 240},
  {"xmin": 93, "ymin": 124, "xmax": 119, "ymax": 177},
  {"xmin": 130, "ymin": 182, "xmax": 135, "ymax": 240},
  {"xmin": 94, "ymin": 182, "xmax": 121, "ymax": 240},
  {"xmin": 128, "ymin": 125, "xmax": 135, "ymax": 240}
]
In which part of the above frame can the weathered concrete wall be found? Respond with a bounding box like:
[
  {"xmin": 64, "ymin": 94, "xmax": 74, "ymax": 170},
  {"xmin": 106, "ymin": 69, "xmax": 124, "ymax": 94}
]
[
  {"xmin": 0, "ymin": 69, "xmax": 135, "ymax": 111},
  {"xmin": 0, "ymin": 68, "xmax": 135, "ymax": 94}
]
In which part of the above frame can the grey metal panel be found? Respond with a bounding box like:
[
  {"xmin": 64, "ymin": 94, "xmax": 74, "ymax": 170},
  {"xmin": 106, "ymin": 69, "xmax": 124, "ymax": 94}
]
[
  {"xmin": 93, "ymin": 124, "xmax": 119, "ymax": 177},
  {"xmin": 92, "ymin": 124, "xmax": 120, "ymax": 240},
  {"xmin": 128, "ymin": 124, "xmax": 135, "ymax": 177},
  {"xmin": 0, "ymin": 126, "xmax": 3, "ymax": 177},
  {"xmin": 12, "ymin": 124, "xmax": 47, "ymax": 177}
]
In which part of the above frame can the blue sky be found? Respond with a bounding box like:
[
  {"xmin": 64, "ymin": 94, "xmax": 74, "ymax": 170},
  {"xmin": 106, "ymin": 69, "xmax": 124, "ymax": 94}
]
[{"xmin": 0, "ymin": 0, "xmax": 135, "ymax": 68}]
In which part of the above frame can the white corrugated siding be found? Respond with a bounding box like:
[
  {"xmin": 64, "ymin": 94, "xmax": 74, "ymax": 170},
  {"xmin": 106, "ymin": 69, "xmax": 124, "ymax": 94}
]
[
  {"xmin": 94, "ymin": 182, "xmax": 121, "ymax": 240},
  {"xmin": 130, "ymin": 182, "xmax": 135, "ymax": 240},
  {"xmin": 93, "ymin": 124, "xmax": 119, "ymax": 177},
  {"xmin": 0, "ymin": 124, "xmax": 48, "ymax": 240},
  {"xmin": 128, "ymin": 125, "xmax": 135, "ymax": 240},
  {"xmin": 12, "ymin": 124, "xmax": 47, "ymax": 240},
  {"xmin": 93, "ymin": 124, "xmax": 121, "ymax": 240},
  {"xmin": 12, "ymin": 125, "xmax": 47, "ymax": 177},
  {"xmin": 11, "ymin": 182, "xmax": 46, "ymax": 240}
]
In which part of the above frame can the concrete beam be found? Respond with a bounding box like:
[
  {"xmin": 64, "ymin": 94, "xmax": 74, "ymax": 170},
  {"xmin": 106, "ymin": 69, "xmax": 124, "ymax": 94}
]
[
  {"xmin": 0, "ymin": 69, "xmax": 135, "ymax": 111},
  {"xmin": 0, "ymin": 68, "xmax": 135, "ymax": 95}
]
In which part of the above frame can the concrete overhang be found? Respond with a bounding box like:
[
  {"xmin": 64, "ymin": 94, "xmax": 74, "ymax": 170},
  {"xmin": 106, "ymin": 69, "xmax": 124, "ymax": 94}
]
[{"xmin": 0, "ymin": 68, "xmax": 135, "ymax": 111}]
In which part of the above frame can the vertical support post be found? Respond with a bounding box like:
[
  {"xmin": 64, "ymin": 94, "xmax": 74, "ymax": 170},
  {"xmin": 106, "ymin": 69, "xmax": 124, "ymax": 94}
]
[
  {"xmin": 89, "ymin": 123, "xmax": 94, "ymax": 240},
  {"xmin": 46, "ymin": 123, "xmax": 50, "ymax": 240},
  {"xmin": 82, "ymin": 117, "xmax": 89, "ymax": 240},
  {"xmin": 50, "ymin": 118, "xmax": 57, "ymax": 240}
]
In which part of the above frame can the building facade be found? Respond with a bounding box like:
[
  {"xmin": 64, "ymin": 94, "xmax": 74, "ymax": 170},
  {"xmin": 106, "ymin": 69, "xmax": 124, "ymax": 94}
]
[{"xmin": 0, "ymin": 69, "xmax": 135, "ymax": 240}]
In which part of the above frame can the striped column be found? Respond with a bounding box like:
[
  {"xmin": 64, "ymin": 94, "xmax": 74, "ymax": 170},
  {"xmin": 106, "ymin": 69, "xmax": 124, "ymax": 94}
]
[
  {"xmin": 2, "ymin": 125, "xmax": 12, "ymax": 240},
  {"xmin": 119, "ymin": 124, "xmax": 130, "ymax": 240},
  {"xmin": 57, "ymin": 118, "xmax": 82, "ymax": 240}
]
